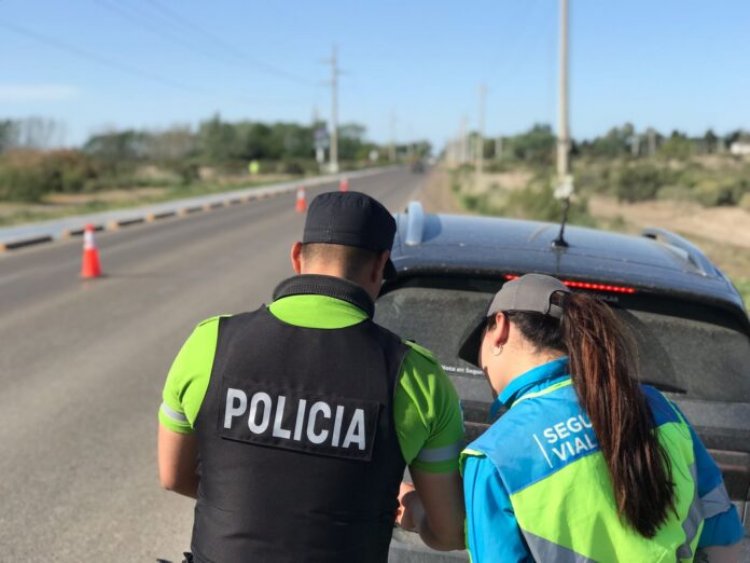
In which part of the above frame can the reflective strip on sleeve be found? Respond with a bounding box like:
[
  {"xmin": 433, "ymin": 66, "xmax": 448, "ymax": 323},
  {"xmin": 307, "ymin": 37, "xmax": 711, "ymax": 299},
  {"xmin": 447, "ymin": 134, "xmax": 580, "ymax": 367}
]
[
  {"xmin": 416, "ymin": 441, "xmax": 462, "ymax": 463},
  {"xmin": 522, "ymin": 530, "xmax": 596, "ymax": 563},
  {"xmin": 677, "ymin": 463, "xmax": 701, "ymax": 560},
  {"xmin": 700, "ymin": 482, "xmax": 733, "ymax": 520},
  {"xmin": 160, "ymin": 402, "xmax": 188, "ymax": 423}
]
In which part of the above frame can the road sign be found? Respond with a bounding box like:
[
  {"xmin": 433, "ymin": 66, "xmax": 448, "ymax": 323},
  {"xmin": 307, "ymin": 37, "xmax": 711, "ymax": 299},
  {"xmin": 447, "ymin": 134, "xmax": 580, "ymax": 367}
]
[{"xmin": 314, "ymin": 127, "xmax": 329, "ymax": 150}]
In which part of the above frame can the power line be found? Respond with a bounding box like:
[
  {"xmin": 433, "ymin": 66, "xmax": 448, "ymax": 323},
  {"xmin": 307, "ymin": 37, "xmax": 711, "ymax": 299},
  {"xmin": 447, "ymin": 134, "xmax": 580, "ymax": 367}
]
[
  {"xmin": 486, "ymin": 0, "xmax": 544, "ymax": 114},
  {"xmin": 143, "ymin": 0, "xmax": 240, "ymax": 56},
  {"xmin": 143, "ymin": 0, "xmax": 317, "ymax": 86},
  {"xmin": 0, "ymin": 20, "xmax": 204, "ymax": 93},
  {"xmin": 92, "ymin": 0, "xmax": 238, "ymax": 69},
  {"xmin": 0, "ymin": 20, "xmax": 307, "ymax": 107}
]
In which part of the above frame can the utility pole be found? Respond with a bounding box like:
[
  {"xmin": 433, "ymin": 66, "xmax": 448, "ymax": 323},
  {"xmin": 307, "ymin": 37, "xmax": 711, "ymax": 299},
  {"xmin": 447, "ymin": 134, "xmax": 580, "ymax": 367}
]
[
  {"xmin": 460, "ymin": 115, "xmax": 468, "ymax": 165},
  {"xmin": 389, "ymin": 111, "xmax": 397, "ymax": 162},
  {"xmin": 312, "ymin": 106, "xmax": 325, "ymax": 166},
  {"xmin": 556, "ymin": 0, "xmax": 571, "ymax": 186},
  {"xmin": 552, "ymin": 0, "xmax": 573, "ymax": 248},
  {"xmin": 324, "ymin": 45, "xmax": 340, "ymax": 173},
  {"xmin": 476, "ymin": 83, "xmax": 487, "ymax": 177},
  {"xmin": 647, "ymin": 127, "xmax": 657, "ymax": 156},
  {"xmin": 631, "ymin": 134, "xmax": 640, "ymax": 157}
]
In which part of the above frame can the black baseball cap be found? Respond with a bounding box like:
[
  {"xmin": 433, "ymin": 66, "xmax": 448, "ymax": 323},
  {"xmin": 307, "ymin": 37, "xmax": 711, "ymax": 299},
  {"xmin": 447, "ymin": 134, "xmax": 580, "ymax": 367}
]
[
  {"xmin": 457, "ymin": 274, "xmax": 571, "ymax": 366},
  {"xmin": 302, "ymin": 191, "xmax": 397, "ymax": 279}
]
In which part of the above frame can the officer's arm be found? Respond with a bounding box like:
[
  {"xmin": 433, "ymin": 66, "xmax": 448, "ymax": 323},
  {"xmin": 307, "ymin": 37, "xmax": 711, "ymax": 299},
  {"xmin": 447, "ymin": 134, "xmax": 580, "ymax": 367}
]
[
  {"xmin": 394, "ymin": 344, "xmax": 465, "ymax": 549},
  {"xmin": 695, "ymin": 544, "xmax": 741, "ymax": 563},
  {"xmin": 402, "ymin": 468, "xmax": 465, "ymax": 550},
  {"xmin": 158, "ymin": 423, "xmax": 199, "ymax": 499}
]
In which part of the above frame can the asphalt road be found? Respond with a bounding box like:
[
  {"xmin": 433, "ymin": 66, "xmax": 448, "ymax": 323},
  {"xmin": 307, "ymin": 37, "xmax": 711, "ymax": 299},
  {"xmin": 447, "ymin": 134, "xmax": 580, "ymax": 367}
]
[{"xmin": 0, "ymin": 168, "xmax": 426, "ymax": 562}]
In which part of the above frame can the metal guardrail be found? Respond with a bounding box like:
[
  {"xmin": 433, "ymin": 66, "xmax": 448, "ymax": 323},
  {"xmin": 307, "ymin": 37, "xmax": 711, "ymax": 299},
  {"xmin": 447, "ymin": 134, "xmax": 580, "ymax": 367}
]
[{"xmin": 0, "ymin": 168, "xmax": 392, "ymax": 252}]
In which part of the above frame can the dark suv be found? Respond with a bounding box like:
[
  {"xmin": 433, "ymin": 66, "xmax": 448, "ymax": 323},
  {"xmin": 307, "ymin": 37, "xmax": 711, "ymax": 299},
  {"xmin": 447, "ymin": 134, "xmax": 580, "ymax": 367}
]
[{"xmin": 378, "ymin": 202, "xmax": 750, "ymax": 561}]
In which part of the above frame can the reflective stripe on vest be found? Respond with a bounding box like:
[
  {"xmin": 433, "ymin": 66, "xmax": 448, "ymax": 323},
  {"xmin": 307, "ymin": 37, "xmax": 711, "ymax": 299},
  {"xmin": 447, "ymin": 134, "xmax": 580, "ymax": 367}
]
[{"xmin": 511, "ymin": 378, "xmax": 573, "ymax": 408}]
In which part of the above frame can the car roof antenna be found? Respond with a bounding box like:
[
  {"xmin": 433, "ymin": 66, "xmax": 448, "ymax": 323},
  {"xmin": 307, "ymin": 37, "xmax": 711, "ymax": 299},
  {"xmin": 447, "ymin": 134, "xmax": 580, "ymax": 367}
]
[{"xmin": 552, "ymin": 175, "xmax": 574, "ymax": 248}]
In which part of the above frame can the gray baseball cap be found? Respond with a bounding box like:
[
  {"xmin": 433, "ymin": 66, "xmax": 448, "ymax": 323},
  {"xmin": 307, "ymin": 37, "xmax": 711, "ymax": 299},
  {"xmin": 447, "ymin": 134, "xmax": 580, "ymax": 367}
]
[{"xmin": 457, "ymin": 273, "xmax": 570, "ymax": 366}]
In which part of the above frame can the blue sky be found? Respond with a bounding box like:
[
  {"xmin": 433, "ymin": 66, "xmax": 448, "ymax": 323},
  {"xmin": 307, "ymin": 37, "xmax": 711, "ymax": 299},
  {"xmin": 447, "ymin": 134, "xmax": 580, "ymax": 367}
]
[{"xmin": 1, "ymin": 0, "xmax": 748, "ymax": 148}]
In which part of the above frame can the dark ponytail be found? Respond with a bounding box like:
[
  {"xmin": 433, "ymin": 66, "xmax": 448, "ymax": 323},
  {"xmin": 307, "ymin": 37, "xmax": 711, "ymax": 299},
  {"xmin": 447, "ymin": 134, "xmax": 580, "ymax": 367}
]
[{"xmin": 508, "ymin": 292, "xmax": 675, "ymax": 538}]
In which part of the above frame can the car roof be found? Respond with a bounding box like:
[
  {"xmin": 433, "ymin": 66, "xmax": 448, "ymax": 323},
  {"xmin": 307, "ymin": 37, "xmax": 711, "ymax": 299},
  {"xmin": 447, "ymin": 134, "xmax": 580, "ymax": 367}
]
[{"xmin": 390, "ymin": 203, "xmax": 748, "ymax": 328}]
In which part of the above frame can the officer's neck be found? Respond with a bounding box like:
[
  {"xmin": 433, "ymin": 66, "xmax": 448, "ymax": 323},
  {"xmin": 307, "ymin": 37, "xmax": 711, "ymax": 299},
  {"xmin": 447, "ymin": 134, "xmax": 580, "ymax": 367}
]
[{"xmin": 298, "ymin": 264, "xmax": 380, "ymax": 301}]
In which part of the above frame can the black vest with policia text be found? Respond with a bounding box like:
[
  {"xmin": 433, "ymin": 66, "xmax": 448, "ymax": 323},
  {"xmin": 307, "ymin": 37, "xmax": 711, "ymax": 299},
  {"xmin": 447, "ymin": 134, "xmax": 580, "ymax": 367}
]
[{"xmin": 191, "ymin": 275, "xmax": 409, "ymax": 563}]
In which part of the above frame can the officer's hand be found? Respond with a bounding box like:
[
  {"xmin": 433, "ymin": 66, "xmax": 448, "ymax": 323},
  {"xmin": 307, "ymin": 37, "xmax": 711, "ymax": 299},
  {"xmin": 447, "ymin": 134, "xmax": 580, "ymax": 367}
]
[{"xmin": 396, "ymin": 481, "xmax": 421, "ymax": 532}]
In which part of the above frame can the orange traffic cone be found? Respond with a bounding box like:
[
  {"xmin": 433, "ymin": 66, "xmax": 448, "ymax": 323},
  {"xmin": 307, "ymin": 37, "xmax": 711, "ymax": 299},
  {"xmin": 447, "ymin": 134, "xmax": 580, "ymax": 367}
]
[
  {"xmin": 339, "ymin": 177, "xmax": 349, "ymax": 192},
  {"xmin": 295, "ymin": 187, "xmax": 307, "ymax": 213},
  {"xmin": 81, "ymin": 224, "xmax": 103, "ymax": 279}
]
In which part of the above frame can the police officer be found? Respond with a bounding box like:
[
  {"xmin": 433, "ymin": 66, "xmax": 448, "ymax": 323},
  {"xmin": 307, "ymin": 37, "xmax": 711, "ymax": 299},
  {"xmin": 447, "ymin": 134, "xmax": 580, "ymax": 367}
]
[
  {"xmin": 157, "ymin": 191, "xmax": 465, "ymax": 562},
  {"xmin": 455, "ymin": 273, "xmax": 743, "ymax": 562}
]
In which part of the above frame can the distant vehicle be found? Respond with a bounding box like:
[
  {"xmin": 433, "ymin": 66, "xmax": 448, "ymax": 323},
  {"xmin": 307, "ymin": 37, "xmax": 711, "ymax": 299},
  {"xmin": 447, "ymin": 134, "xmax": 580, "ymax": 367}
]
[
  {"xmin": 410, "ymin": 159, "xmax": 425, "ymax": 173},
  {"xmin": 379, "ymin": 202, "xmax": 750, "ymax": 561}
]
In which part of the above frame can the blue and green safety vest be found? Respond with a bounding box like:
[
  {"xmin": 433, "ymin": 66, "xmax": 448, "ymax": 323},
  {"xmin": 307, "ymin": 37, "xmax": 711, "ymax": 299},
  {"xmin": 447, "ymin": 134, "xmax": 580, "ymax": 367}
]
[{"xmin": 461, "ymin": 357, "xmax": 743, "ymax": 562}]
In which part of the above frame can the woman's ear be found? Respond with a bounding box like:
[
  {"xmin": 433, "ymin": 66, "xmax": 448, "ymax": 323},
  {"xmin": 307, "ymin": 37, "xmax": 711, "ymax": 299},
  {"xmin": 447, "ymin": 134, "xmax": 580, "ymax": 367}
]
[{"xmin": 491, "ymin": 312, "xmax": 511, "ymax": 347}]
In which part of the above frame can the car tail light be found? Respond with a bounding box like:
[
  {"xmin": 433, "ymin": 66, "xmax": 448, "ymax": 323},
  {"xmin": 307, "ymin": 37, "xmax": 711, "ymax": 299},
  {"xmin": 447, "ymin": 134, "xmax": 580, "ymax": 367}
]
[{"xmin": 503, "ymin": 274, "xmax": 637, "ymax": 294}]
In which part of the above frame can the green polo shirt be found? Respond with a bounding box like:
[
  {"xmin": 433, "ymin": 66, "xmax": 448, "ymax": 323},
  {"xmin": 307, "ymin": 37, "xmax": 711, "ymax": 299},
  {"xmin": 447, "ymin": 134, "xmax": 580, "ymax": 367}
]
[{"xmin": 159, "ymin": 294, "xmax": 464, "ymax": 473}]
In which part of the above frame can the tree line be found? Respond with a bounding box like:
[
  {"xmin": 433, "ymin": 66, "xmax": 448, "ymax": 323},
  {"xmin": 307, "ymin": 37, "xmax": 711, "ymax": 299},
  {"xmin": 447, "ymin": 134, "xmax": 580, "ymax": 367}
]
[
  {"xmin": 454, "ymin": 123, "xmax": 750, "ymax": 208},
  {"xmin": 0, "ymin": 115, "xmax": 430, "ymax": 202},
  {"xmin": 459, "ymin": 123, "xmax": 750, "ymax": 166}
]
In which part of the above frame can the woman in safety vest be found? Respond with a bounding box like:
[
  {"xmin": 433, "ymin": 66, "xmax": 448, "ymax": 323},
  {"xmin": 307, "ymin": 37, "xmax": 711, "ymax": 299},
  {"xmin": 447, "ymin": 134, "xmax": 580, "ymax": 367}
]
[{"xmin": 454, "ymin": 273, "xmax": 744, "ymax": 562}]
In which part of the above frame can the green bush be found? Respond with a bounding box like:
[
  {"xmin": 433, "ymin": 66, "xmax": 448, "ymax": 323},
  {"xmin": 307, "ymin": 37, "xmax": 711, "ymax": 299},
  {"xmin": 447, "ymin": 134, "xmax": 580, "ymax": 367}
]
[
  {"xmin": 276, "ymin": 160, "xmax": 307, "ymax": 176},
  {"xmin": 0, "ymin": 162, "xmax": 47, "ymax": 202},
  {"xmin": 170, "ymin": 161, "xmax": 200, "ymax": 185},
  {"xmin": 574, "ymin": 164, "xmax": 611, "ymax": 196},
  {"xmin": 499, "ymin": 178, "xmax": 595, "ymax": 226},
  {"xmin": 459, "ymin": 173, "xmax": 595, "ymax": 227},
  {"xmin": 46, "ymin": 150, "xmax": 99, "ymax": 193},
  {"xmin": 658, "ymin": 136, "xmax": 693, "ymax": 160},
  {"xmin": 0, "ymin": 149, "xmax": 102, "ymax": 201},
  {"xmin": 0, "ymin": 151, "xmax": 51, "ymax": 202},
  {"xmin": 692, "ymin": 178, "xmax": 749, "ymax": 207},
  {"xmin": 82, "ymin": 174, "xmax": 178, "ymax": 192},
  {"xmin": 484, "ymin": 159, "xmax": 512, "ymax": 173},
  {"xmin": 615, "ymin": 163, "xmax": 668, "ymax": 202},
  {"xmin": 656, "ymin": 185, "xmax": 696, "ymax": 202},
  {"xmin": 460, "ymin": 193, "xmax": 487, "ymax": 212}
]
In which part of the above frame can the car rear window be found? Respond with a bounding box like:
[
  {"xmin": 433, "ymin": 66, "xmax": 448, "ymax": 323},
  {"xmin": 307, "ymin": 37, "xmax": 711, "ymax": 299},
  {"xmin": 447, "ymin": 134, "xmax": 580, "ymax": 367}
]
[{"xmin": 375, "ymin": 285, "xmax": 750, "ymax": 404}]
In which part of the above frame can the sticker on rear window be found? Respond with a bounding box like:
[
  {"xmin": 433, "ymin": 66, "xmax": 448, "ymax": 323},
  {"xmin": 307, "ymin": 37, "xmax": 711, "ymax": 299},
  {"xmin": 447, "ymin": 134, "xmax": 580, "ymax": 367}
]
[{"xmin": 442, "ymin": 364, "xmax": 484, "ymax": 377}]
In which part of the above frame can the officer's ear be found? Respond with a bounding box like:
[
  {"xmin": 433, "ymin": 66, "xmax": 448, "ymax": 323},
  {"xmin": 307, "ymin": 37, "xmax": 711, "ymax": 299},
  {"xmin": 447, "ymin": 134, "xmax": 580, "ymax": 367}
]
[
  {"xmin": 291, "ymin": 242, "xmax": 303, "ymax": 274},
  {"xmin": 369, "ymin": 250, "xmax": 390, "ymax": 283}
]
